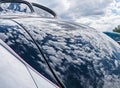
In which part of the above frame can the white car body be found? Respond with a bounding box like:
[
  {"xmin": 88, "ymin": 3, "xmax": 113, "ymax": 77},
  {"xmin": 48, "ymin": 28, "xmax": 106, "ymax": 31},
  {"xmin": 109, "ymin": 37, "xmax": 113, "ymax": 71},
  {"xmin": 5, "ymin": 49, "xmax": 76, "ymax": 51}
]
[{"xmin": 0, "ymin": 39, "xmax": 59, "ymax": 88}]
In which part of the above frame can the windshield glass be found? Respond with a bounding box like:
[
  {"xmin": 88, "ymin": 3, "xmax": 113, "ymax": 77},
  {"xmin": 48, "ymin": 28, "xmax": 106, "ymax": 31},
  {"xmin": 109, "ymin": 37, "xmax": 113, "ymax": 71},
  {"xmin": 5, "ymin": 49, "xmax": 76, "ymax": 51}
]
[{"xmin": 0, "ymin": 3, "xmax": 31, "ymax": 13}]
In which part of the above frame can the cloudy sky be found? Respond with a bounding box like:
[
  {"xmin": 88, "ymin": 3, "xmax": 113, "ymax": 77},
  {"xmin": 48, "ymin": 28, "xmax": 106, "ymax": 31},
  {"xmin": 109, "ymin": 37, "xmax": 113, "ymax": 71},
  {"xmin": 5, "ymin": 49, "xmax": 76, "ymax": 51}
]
[{"xmin": 29, "ymin": 0, "xmax": 120, "ymax": 32}]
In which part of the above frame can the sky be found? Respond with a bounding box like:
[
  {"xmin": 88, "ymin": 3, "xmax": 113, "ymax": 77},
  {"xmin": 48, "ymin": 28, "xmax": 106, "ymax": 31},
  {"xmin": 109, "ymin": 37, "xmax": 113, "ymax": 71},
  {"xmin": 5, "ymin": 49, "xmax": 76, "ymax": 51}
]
[{"xmin": 28, "ymin": 0, "xmax": 120, "ymax": 32}]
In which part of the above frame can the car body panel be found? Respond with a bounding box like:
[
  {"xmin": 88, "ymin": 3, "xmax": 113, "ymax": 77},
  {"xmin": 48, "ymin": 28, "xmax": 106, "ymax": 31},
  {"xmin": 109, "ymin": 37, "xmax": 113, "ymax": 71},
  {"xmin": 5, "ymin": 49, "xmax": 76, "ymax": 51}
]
[
  {"xmin": 0, "ymin": 19, "xmax": 58, "ymax": 86},
  {"xmin": 0, "ymin": 1, "xmax": 120, "ymax": 88},
  {"xmin": 0, "ymin": 40, "xmax": 36, "ymax": 88},
  {"xmin": 5, "ymin": 18, "xmax": 120, "ymax": 88},
  {"xmin": 0, "ymin": 39, "xmax": 58, "ymax": 88}
]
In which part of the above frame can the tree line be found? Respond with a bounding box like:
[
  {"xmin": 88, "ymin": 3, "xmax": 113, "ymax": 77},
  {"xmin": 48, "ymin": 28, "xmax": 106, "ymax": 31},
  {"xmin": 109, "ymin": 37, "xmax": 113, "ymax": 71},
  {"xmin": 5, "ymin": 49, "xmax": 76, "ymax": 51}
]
[{"xmin": 113, "ymin": 25, "xmax": 120, "ymax": 33}]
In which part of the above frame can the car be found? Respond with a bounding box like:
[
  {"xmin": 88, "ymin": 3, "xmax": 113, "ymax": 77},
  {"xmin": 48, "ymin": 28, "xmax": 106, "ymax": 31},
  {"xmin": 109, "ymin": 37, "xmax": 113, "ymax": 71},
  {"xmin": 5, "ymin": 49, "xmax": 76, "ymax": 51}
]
[
  {"xmin": 0, "ymin": 0, "xmax": 120, "ymax": 88},
  {"xmin": 0, "ymin": 39, "xmax": 58, "ymax": 88},
  {"xmin": 104, "ymin": 31, "xmax": 120, "ymax": 45}
]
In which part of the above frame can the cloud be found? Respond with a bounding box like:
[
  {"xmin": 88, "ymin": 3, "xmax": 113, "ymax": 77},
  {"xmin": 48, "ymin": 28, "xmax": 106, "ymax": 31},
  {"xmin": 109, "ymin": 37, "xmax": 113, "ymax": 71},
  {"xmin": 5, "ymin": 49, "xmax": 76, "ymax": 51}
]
[
  {"xmin": 29, "ymin": 0, "xmax": 112, "ymax": 17},
  {"xmin": 66, "ymin": 0, "xmax": 113, "ymax": 18},
  {"xmin": 76, "ymin": 14, "xmax": 120, "ymax": 32},
  {"xmin": 28, "ymin": 0, "xmax": 120, "ymax": 32},
  {"xmin": 86, "ymin": 0, "xmax": 120, "ymax": 32}
]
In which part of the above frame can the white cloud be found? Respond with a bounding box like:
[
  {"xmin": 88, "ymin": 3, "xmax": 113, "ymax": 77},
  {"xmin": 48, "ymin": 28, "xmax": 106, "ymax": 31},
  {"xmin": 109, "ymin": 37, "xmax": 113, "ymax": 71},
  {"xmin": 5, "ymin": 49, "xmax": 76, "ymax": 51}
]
[
  {"xmin": 29, "ymin": 0, "xmax": 112, "ymax": 17},
  {"xmin": 86, "ymin": 0, "xmax": 120, "ymax": 32},
  {"xmin": 76, "ymin": 15, "xmax": 120, "ymax": 32},
  {"xmin": 67, "ymin": 0, "xmax": 113, "ymax": 17},
  {"xmin": 28, "ymin": 0, "xmax": 120, "ymax": 32}
]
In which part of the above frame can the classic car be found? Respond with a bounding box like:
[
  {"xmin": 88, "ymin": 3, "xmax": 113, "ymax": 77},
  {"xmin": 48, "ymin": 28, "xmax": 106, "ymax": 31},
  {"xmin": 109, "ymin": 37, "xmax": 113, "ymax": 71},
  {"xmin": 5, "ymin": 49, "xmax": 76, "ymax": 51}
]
[{"xmin": 0, "ymin": 0, "xmax": 120, "ymax": 88}]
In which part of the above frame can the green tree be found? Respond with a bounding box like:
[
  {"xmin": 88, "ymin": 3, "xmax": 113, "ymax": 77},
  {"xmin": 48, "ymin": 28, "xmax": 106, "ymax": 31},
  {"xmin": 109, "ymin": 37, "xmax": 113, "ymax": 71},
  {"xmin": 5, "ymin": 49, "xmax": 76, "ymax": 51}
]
[{"xmin": 113, "ymin": 25, "xmax": 120, "ymax": 33}]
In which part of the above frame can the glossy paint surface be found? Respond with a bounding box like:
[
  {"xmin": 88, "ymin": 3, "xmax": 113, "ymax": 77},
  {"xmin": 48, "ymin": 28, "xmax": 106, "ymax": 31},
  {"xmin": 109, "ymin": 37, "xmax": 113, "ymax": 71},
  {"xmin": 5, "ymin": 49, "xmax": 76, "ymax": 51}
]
[
  {"xmin": 0, "ymin": 19, "xmax": 57, "ymax": 85},
  {"xmin": 0, "ymin": 42, "xmax": 36, "ymax": 88},
  {"xmin": 14, "ymin": 18, "xmax": 120, "ymax": 88},
  {"xmin": 0, "ymin": 39, "xmax": 58, "ymax": 88},
  {"xmin": 0, "ymin": 17, "xmax": 120, "ymax": 88}
]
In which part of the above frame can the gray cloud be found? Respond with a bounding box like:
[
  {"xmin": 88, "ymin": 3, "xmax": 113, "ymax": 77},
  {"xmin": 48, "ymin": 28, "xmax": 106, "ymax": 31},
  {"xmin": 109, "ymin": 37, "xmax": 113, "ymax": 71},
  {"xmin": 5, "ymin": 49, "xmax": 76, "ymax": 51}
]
[
  {"xmin": 29, "ymin": 0, "xmax": 113, "ymax": 19},
  {"xmin": 28, "ymin": 0, "xmax": 120, "ymax": 32},
  {"xmin": 66, "ymin": 0, "xmax": 113, "ymax": 19}
]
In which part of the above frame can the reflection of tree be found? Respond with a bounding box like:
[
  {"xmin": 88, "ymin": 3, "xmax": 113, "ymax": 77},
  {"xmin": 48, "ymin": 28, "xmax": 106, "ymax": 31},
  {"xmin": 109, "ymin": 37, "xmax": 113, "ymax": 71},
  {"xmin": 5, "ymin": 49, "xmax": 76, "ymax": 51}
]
[{"xmin": 113, "ymin": 25, "xmax": 120, "ymax": 33}]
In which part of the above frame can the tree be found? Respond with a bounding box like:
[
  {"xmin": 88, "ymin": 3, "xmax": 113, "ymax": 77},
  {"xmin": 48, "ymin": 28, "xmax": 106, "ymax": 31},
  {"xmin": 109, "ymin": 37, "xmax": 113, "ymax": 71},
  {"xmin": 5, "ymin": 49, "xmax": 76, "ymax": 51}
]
[{"xmin": 113, "ymin": 25, "xmax": 120, "ymax": 33}]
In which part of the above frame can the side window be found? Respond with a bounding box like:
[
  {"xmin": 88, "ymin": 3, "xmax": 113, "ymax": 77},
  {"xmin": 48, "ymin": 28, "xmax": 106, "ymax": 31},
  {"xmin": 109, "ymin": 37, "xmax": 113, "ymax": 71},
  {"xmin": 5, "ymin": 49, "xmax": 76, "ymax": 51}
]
[{"xmin": 0, "ymin": 20, "xmax": 57, "ymax": 85}]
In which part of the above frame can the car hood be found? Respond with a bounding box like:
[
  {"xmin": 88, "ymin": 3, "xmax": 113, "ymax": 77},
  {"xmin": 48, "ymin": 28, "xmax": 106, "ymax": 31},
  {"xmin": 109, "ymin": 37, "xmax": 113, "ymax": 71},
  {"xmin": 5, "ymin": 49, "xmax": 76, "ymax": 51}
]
[{"xmin": 1, "ymin": 18, "xmax": 120, "ymax": 88}]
